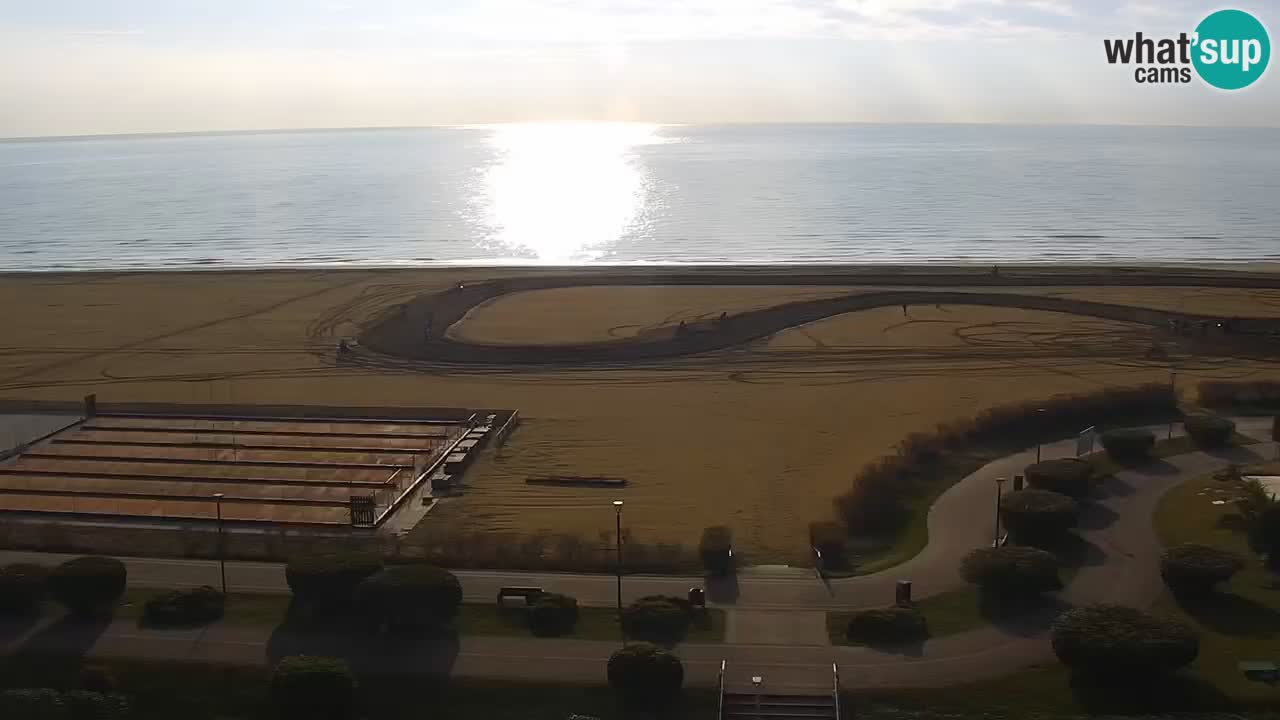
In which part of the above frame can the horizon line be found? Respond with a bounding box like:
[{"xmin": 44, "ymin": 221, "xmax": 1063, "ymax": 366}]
[{"xmin": 4, "ymin": 119, "xmax": 1279, "ymax": 143}]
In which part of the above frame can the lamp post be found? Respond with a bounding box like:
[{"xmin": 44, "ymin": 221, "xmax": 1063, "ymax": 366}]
[
  {"xmin": 1035, "ymin": 408, "xmax": 1047, "ymax": 462},
  {"xmin": 213, "ymin": 493, "xmax": 227, "ymax": 594},
  {"xmin": 993, "ymin": 477, "xmax": 1008, "ymax": 547},
  {"xmin": 613, "ymin": 500, "xmax": 624, "ymax": 645}
]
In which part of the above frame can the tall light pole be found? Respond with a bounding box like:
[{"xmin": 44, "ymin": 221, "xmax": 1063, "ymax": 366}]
[
  {"xmin": 213, "ymin": 493, "xmax": 227, "ymax": 594},
  {"xmin": 993, "ymin": 477, "xmax": 1007, "ymax": 547},
  {"xmin": 613, "ymin": 500, "xmax": 624, "ymax": 645},
  {"xmin": 1035, "ymin": 408, "xmax": 1047, "ymax": 462}
]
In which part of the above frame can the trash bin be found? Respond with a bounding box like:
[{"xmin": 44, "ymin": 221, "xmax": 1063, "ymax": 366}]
[
  {"xmin": 895, "ymin": 580, "xmax": 912, "ymax": 606},
  {"xmin": 688, "ymin": 587, "xmax": 706, "ymax": 608}
]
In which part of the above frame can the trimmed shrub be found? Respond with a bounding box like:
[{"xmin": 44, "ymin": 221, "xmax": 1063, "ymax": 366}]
[
  {"xmin": 47, "ymin": 557, "xmax": 126, "ymax": 618},
  {"xmin": 0, "ymin": 688, "xmax": 66, "ymax": 719},
  {"xmin": 142, "ymin": 586, "xmax": 225, "ymax": 626},
  {"xmin": 960, "ymin": 546, "xmax": 1061, "ymax": 599},
  {"xmin": 271, "ymin": 655, "xmax": 356, "ymax": 720},
  {"xmin": 844, "ymin": 606, "xmax": 927, "ymax": 645},
  {"xmin": 356, "ymin": 564, "xmax": 461, "ymax": 631},
  {"xmin": 1051, "ymin": 604, "xmax": 1198, "ymax": 677},
  {"xmin": 1100, "ymin": 428, "xmax": 1156, "ymax": 462},
  {"xmin": 63, "ymin": 690, "xmax": 130, "ymax": 720},
  {"xmin": 0, "ymin": 563, "xmax": 49, "ymax": 614},
  {"xmin": 1183, "ymin": 415, "xmax": 1236, "ymax": 449},
  {"xmin": 1160, "ymin": 544, "xmax": 1244, "ymax": 599},
  {"xmin": 621, "ymin": 596, "xmax": 691, "ymax": 643},
  {"xmin": 607, "ymin": 642, "xmax": 684, "ymax": 710},
  {"xmin": 285, "ymin": 552, "xmax": 383, "ymax": 613},
  {"xmin": 527, "ymin": 592, "xmax": 579, "ymax": 637},
  {"xmin": 1024, "ymin": 458, "xmax": 1094, "ymax": 499},
  {"xmin": 699, "ymin": 526, "xmax": 734, "ymax": 576},
  {"xmin": 809, "ymin": 521, "xmax": 848, "ymax": 570},
  {"xmin": 832, "ymin": 384, "xmax": 1177, "ymax": 540},
  {"xmin": 1000, "ymin": 489, "xmax": 1078, "ymax": 545}
]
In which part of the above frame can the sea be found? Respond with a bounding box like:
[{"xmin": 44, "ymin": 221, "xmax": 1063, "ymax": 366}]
[{"xmin": 1, "ymin": 123, "xmax": 1277, "ymax": 271}]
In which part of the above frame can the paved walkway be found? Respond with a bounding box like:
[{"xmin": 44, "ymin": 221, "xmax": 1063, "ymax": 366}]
[{"xmin": 2, "ymin": 417, "xmax": 1273, "ymax": 691}]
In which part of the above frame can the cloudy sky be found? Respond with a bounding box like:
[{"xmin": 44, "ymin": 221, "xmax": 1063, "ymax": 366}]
[{"xmin": 1, "ymin": 0, "xmax": 1277, "ymax": 137}]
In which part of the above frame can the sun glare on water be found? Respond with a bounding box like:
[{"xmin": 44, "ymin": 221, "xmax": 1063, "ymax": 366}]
[{"xmin": 474, "ymin": 123, "xmax": 665, "ymax": 262}]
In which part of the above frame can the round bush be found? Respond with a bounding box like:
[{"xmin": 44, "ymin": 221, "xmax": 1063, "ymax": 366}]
[
  {"xmin": 286, "ymin": 552, "xmax": 383, "ymax": 612},
  {"xmin": 1024, "ymin": 458, "xmax": 1094, "ymax": 499},
  {"xmin": 0, "ymin": 688, "xmax": 66, "ymax": 719},
  {"xmin": 1000, "ymin": 489, "xmax": 1079, "ymax": 545},
  {"xmin": 607, "ymin": 642, "xmax": 684, "ymax": 709},
  {"xmin": 142, "ymin": 586, "xmax": 225, "ymax": 626},
  {"xmin": 47, "ymin": 556, "xmax": 126, "ymax": 618},
  {"xmin": 1160, "ymin": 543, "xmax": 1244, "ymax": 599},
  {"xmin": 1100, "ymin": 428, "xmax": 1157, "ymax": 462},
  {"xmin": 0, "ymin": 563, "xmax": 49, "ymax": 615},
  {"xmin": 844, "ymin": 606, "xmax": 927, "ymax": 645},
  {"xmin": 356, "ymin": 564, "xmax": 461, "ymax": 631},
  {"xmin": 271, "ymin": 655, "xmax": 356, "ymax": 720},
  {"xmin": 621, "ymin": 596, "xmax": 691, "ymax": 643},
  {"xmin": 526, "ymin": 592, "xmax": 579, "ymax": 637},
  {"xmin": 699, "ymin": 526, "xmax": 734, "ymax": 577},
  {"xmin": 1051, "ymin": 604, "xmax": 1199, "ymax": 677},
  {"xmin": 1184, "ymin": 415, "xmax": 1236, "ymax": 449},
  {"xmin": 960, "ymin": 546, "xmax": 1062, "ymax": 598}
]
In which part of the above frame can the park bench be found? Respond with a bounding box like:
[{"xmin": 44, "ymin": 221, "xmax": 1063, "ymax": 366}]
[{"xmin": 496, "ymin": 586, "xmax": 544, "ymax": 608}]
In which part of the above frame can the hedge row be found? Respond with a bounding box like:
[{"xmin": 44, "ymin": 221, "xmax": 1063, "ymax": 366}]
[
  {"xmin": 1184, "ymin": 415, "xmax": 1236, "ymax": 449},
  {"xmin": 1024, "ymin": 458, "xmax": 1094, "ymax": 499},
  {"xmin": 1199, "ymin": 380, "xmax": 1280, "ymax": 410},
  {"xmin": 1000, "ymin": 489, "xmax": 1079, "ymax": 546},
  {"xmin": 844, "ymin": 606, "xmax": 927, "ymax": 645},
  {"xmin": 607, "ymin": 643, "xmax": 684, "ymax": 710},
  {"xmin": 0, "ymin": 688, "xmax": 130, "ymax": 720},
  {"xmin": 960, "ymin": 546, "xmax": 1061, "ymax": 599},
  {"xmin": 621, "ymin": 595, "xmax": 692, "ymax": 643},
  {"xmin": 1100, "ymin": 428, "xmax": 1156, "ymax": 462},
  {"xmin": 832, "ymin": 384, "xmax": 1177, "ymax": 540}
]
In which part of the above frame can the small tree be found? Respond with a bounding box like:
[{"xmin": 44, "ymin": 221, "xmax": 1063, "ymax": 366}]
[
  {"xmin": 621, "ymin": 596, "xmax": 691, "ymax": 643},
  {"xmin": 607, "ymin": 643, "xmax": 684, "ymax": 710},
  {"xmin": 48, "ymin": 556, "xmax": 126, "ymax": 618},
  {"xmin": 1184, "ymin": 415, "xmax": 1236, "ymax": 449},
  {"xmin": 271, "ymin": 656, "xmax": 356, "ymax": 720},
  {"xmin": 356, "ymin": 564, "xmax": 461, "ymax": 632},
  {"xmin": 960, "ymin": 546, "xmax": 1061, "ymax": 602},
  {"xmin": 1000, "ymin": 489, "xmax": 1078, "ymax": 546},
  {"xmin": 809, "ymin": 521, "xmax": 848, "ymax": 570},
  {"xmin": 844, "ymin": 607, "xmax": 927, "ymax": 646},
  {"xmin": 1100, "ymin": 428, "xmax": 1156, "ymax": 462},
  {"xmin": 285, "ymin": 552, "xmax": 383, "ymax": 614},
  {"xmin": 1024, "ymin": 458, "xmax": 1094, "ymax": 499},
  {"xmin": 1160, "ymin": 544, "xmax": 1244, "ymax": 600},
  {"xmin": 0, "ymin": 563, "xmax": 48, "ymax": 615},
  {"xmin": 699, "ymin": 526, "xmax": 734, "ymax": 577},
  {"xmin": 1051, "ymin": 604, "xmax": 1198, "ymax": 677},
  {"xmin": 527, "ymin": 593, "xmax": 579, "ymax": 637}
]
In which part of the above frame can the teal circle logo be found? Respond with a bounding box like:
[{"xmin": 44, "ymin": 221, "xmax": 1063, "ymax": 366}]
[{"xmin": 1192, "ymin": 9, "xmax": 1270, "ymax": 89}]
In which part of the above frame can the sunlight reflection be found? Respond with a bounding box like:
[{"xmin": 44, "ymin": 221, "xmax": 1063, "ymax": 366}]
[{"xmin": 475, "ymin": 123, "xmax": 664, "ymax": 262}]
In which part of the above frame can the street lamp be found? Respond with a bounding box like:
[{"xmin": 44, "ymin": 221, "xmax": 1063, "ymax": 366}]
[
  {"xmin": 1035, "ymin": 408, "xmax": 1047, "ymax": 462},
  {"xmin": 613, "ymin": 500, "xmax": 624, "ymax": 645},
  {"xmin": 213, "ymin": 493, "xmax": 227, "ymax": 594},
  {"xmin": 993, "ymin": 477, "xmax": 1008, "ymax": 547}
]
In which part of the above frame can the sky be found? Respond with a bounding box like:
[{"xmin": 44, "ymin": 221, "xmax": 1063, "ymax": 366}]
[{"xmin": 1, "ymin": 0, "xmax": 1278, "ymax": 137}]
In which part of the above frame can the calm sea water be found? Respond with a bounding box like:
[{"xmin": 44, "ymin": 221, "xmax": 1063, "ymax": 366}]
[{"xmin": 1, "ymin": 123, "xmax": 1277, "ymax": 270}]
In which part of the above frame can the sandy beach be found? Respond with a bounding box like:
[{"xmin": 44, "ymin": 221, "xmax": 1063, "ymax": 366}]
[{"xmin": 3, "ymin": 265, "xmax": 1279, "ymax": 562}]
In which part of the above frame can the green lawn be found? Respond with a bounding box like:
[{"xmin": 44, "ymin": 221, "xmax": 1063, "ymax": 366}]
[
  {"xmin": 112, "ymin": 589, "xmax": 723, "ymax": 644},
  {"xmin": 1150, "ymin": 468, "xmax": 1280, "ymax": 705}
]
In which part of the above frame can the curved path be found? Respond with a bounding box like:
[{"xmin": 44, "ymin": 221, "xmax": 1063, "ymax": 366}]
[
  {"xmin": 355, "ymin": 272, "xmax": 1280, "ymax": 366},
  {"xmin": 2, "ymin": 418, "xmax": 1273, "ymax": 692}
]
